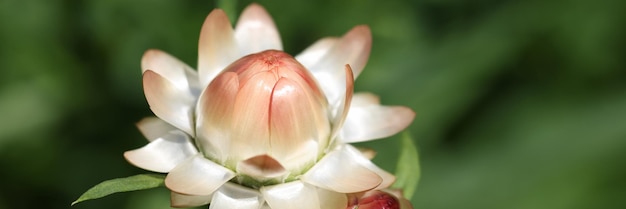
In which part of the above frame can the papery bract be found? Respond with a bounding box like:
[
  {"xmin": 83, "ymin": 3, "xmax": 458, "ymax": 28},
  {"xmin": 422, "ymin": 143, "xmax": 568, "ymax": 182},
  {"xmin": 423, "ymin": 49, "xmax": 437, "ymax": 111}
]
[{"xmin": 124, "ymin": 3, "xmax": 416, "ymax": 209}]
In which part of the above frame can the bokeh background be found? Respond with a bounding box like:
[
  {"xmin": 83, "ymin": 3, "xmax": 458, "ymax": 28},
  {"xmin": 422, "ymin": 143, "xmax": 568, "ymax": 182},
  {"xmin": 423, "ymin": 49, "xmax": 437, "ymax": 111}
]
[{"xmin": 1, "ymin": 0, "xmax": 625, "ymax": 208}]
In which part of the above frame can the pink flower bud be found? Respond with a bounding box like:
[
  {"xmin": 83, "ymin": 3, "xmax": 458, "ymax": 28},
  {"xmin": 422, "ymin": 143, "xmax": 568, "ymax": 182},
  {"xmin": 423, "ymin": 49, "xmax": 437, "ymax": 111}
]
[{"xmin": 196, "ymin": 50, "xmax": 331, "ymax": 178}]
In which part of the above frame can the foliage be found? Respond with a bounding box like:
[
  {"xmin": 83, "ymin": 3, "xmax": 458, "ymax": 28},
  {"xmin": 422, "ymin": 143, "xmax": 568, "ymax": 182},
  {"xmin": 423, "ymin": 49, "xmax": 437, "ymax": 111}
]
[
  {"xmin": 393, "ymin": 132, "xmax": 420, "ymax": 199},
  {"xmin": 72, "ymin": 174, "xmax": 165, "ymax": 206}
]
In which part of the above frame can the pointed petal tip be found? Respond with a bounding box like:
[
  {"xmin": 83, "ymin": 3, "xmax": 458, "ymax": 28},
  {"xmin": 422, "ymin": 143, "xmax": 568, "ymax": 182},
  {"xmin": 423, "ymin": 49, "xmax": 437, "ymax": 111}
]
[
  {"xmin": 357, "ymin": 147, "xmax": 377, "ymax": 160},
  {"xmin": 198, "ymin": 6, "xmax": 238, "ymax": 87},
  {"xmin": 302, "ymin": 146, "xmax": 383, "ymax": 193},
  {"xmin": 140, "ymin": 50, "xmax": 201, "ymax": 97},
  {"xmin": 208, "ymin": 8, "xmax": 227, "ymax": 18},
  {"xmin": 352, "ymin": 92, "xmax": 381, "ymax": 106},
  {"xmin": 123, "ymin": 132, "xmax": 198, "ymax": 173},
  {"xmin": 142, "ymin": 70, "xmax": 195, "ymax": 136},
  {"xmin": 135, "ymin": 117, "xmax": 177, "ymax": 141},
  {"xmin": 295, "ymin": 37, "xmax": 339, "ymax": 69},
  {"xmin": 239, "ymin": 3, "xmax": 273, "ymax": 26},
  {"xmin": 345, "ymin": 64, "xmax": 355, "ymax": 78},
  {"xmin": 203, "ymin": 8, "xmax": 230, "ymax": 29},
  {"xmin": 396, "ymin": 106, "xmax": 416, "ymax": 128},
  {"xmin": 352, "ymin": 25, "xmax": 372, "ymax": 34},
  {"xmin": 238, "ymin": 3, "xmax": 275, "ymax": 27},
  {"xmin": 235, "ymin": 1, "xmax": 283, "ymax": 53},
  {"xmin": 330, "ymin": 65, "xmax": 354, "ymax": 140},
  {"xmin": 141, "ymin": 49, "xmax": 177, "ymax": 73},
  {"xmin": 124, "ymin": 149, "xmax": 170, "ymax": 173},
  {"xmin": 339, "ymin": 105, "xmax": 415, "ymax": 143},
  {"xmin": 243, "ymin": 2, "xmax": 267, "ymax": 13},
  {"xmin": 142, "ymin": 48, "xmax": 164, "ymax": 58},
  {"xmin": 165, "ymin": 154, "xmax": 236, "ymax": 196},
  {"xmin": 247, "ymin": 2, "xmax": 263, "ymax": 8},
  {"xmin": 142, "ymin": 69, "xmax": 159, "ymax": 86},
  {"xmin": 346, "ymin": 25, "xmax": 372, "ymax": 47},
  {"xmin": 345, "ymin": 144, "xmax": 396, "ymax": 190},
  {"xmin": 239, "ymin": 4, "xmax": 273, "ymax": 24},
  {"xmin": 123, "ymin": 150, "xmax": 137, "ymax": 165},
  {"xmin": 342, "ymin": 25, "xmax": 372, "ymax": 77},
  {"xmin": 306, "ymin": 25, "xmax": 371, "ymax": 107},
  {"xmin": 202, "ymin": 7, "xmax": 233, "ymax": 35},
  {"xmin": 140, "ymin": 49, "xmax": 182, "ymax": 73},
  {"xmin": 345, "ymin": 66, "xmax": 355, "ymax": 94},
  {"xmin": 140, "ymin": 49, "xmax": 159, "ymax": 72}
]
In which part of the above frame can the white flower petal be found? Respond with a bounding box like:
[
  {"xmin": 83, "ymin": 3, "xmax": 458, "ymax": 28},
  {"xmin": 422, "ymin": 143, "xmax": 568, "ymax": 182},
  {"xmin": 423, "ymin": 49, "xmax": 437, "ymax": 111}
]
[
  {"xmin": 141, "ymin": 49, "xmax": 201, "ymax": 96},
  {"xmin": 209, "ymin": 183, "xmax": 264, "ymax": 209},
  {"xmin": 328, "ymin": 25, "xmax": 372, "ymax": 78},
  {"xmin": 352, "ymin": 155, "xmax": 400, "ymax": 188},
  {"xmin": 343, "ymin": 144, "xmax": 396, "ymax": 190},
  {"xmin": 136, "ymin": 117, "xmax": 177, "ymax": 142},
  {"xmin": 358, "ymin": 147, "xmax": 377, "ymax": 160},
  {"xmin": 339, "ymin": 105, "xmax": 415, "ymax": 143},
  {"xmin": 329, "ymin": 65, "xmax": 354, "ymax": 142},
  {"xmin": 302, "ymin": 145, "xmax": 382, "ymax": 193},
  {"xmin": 235, "ymin": 3, "xmax": 283, "ymax": 55},
  {"xmin": 306, "ymin": 25, "xmax": 371, "ymax": 106},
  {"xmin": 143, "ymin": 70, "xmax": 195, "ymax": 136},
  {"xmin": 124, "ymin": 130, "xmax": 198, "ymax": 173},
  {"xmin": 351, "ymin": 92, "xmax": 380, "ymax": 106},
  {"xmin": 295, "ymin": 37, "xmax": 338, "ymax": 69},
  {"xmin": 261, "ymin": 181, "xmax": 320, "ymax": 209},
  {"xmin": 198, "ymin": 8, "xmax": 239, "ymax": 87},
  {"xmin": 165, "ymin": 154, "xmax": 236, "ymax": 196},
  {"xmin": 170, "ymin": 191, "xmax": 212, "ymax": 208},
  {"xmin": 317, "ymin": 187, "xmax": 348, "ymax": 209}
]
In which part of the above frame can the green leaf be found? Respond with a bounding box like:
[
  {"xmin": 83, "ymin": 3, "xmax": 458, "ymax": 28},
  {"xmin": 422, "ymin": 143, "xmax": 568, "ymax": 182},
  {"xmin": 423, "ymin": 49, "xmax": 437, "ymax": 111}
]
[
  {"xmin": 72, "ymin": 174, "xmax": 166, "ymax": 206},
  {"xmin": 392, "ymin": 132, "xmax": 420, "ymax": 199}
]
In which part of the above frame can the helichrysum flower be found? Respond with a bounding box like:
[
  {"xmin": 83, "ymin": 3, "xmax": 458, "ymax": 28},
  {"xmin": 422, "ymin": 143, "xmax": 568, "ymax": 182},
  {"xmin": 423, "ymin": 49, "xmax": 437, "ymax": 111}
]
[{"xmin": 124, "ymin": 3, "xmax": 415, "ymax": 209}]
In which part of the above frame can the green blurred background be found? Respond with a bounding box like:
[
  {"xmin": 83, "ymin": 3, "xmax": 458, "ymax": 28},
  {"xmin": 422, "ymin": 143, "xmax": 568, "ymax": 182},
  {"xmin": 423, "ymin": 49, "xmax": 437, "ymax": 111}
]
[{"xmin": 1, "ymin": 0, "xmax": 625, "ymax": 208}]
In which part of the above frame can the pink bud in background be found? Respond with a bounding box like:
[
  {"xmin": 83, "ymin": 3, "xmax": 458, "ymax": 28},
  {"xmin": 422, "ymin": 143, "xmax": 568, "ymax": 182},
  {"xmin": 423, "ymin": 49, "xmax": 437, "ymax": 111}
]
[{"xmin": 348, "ymin": 190, "xmax": 414, "ymax": 209}]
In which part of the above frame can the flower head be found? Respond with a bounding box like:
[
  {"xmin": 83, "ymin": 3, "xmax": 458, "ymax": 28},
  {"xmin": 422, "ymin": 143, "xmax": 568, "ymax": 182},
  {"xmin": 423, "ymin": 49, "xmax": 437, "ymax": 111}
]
[{"xmin": 124, "ymin": 3, "xmax": 415, "ymax": 209}]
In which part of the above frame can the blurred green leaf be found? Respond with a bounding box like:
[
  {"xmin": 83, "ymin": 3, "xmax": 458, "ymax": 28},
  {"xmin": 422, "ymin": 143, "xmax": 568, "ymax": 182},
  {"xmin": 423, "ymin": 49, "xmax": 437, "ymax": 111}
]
[
  {"xmin": 392, "ymin": 132, "xmax": 420, "ymax": 199},
  {"xmin": 0, "ymin": 0, "xmax": 624, "ymax": 208},
  {"xmin": 217, "ymin": 0, "xmax": 238, "ymax": 22},
  {"xmin": 71, "ymin": 174, "xmax": 166, "ymax": 206}
]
